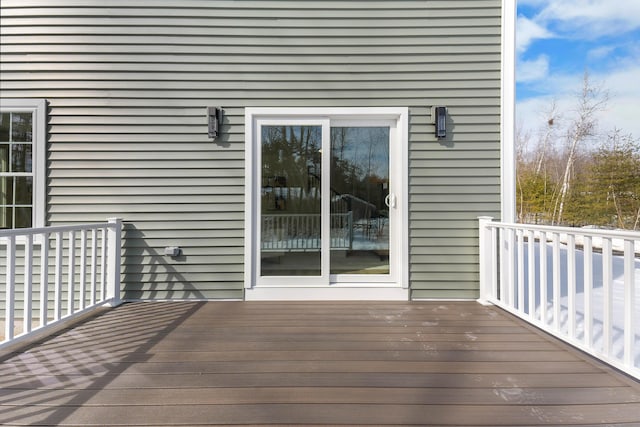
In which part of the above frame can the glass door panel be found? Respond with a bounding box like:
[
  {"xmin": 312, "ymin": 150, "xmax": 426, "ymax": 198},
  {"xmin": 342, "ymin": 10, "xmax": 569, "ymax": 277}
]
[
  {"xmin": 330, "ymin": 127, "xmax": 390, "ymax": 275},
  {"xmin": 260, "ymin": 125, "xmax": 323, "ymax": 277}
]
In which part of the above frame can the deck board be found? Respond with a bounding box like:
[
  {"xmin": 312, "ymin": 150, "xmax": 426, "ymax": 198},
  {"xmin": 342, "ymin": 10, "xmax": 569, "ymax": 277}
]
[{"xmin": 1, "ymin": 301, "xmax": 639, "ymax": 426}]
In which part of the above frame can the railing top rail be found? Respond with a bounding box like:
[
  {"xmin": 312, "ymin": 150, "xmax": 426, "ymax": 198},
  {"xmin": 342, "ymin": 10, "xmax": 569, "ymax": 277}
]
[
  {"xmin": 485, "ymin": 221, "xmax": 640, "ymax": 240},
  {"xmin": 0, "ymin": 222, "xmax": 116, "ymax": 238},
  {"xmin": 262, "ymin": 213, "xmax": 350, "ymax": 217}
]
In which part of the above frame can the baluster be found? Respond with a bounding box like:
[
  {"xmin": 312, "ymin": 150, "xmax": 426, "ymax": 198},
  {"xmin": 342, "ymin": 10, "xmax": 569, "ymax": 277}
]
[
  {"xmin": 491, "ymin": 226, "xmax": 498, "ymax": 300},
  {"xmin": 280, "ymin": 215, "xmax": 283, "ymax": 249},
  {"xmin": 507, "ymin": 228, "xmax": 516, "ymax": 308},
  {"xmin": 351, "ymin": 213, "xmax": 355, "ymax": 247},
  {"xmin": 527, "ymin": 230, "xmax": 535, "ymax": 319},
  {"xmin": 68, "ymin": 230, "xmax": 76, "ymax": 315},
  {"xmin": 498, "ymin": 228, "xmax": 506, "ymax": 303},
  {"xmin": 270, "ymin": 215, "xmax": 274, "ymax": 249},
  {"xmin": 539, "ymin": 231, "xmax": 548, "ymax": 325},
  {"xmin": 602, "ymin": 237, "xmax": 613, "ymax": 356},
  {"xmin": 517, "ymin": 228, "xmax": 525, "ymax": 312},
  {"xmin": 282, "ymin": 215, "xmax": 287, "ymax": 249},
  {"xmin": 79, "ymin": 229, "xmax": 87, "ymax": 310},
  {"xmin": 40, "ymin": 232, "xmax": 49, "ymax": 327},
  {"xmin": 90, "ymin": 228, "xmax": 97, "ymax": 305},
  {"xmin": 567, "ymin": 233, "xmax": 576, "ymax": 339},
  {"xmin": 552, "ymin": 232, "xmax": 561, "ymax": 332},
  {"xmin": 54, "ymin": 231, "xmax": 63, "ymax": 321},
  {"xmin": 583, "ymin": 235, "xmax": 593, "ymax": 348},
  {"xmin": 272, "ymin": 216, "xmax": 276, "ymax": 249},
  {"xmin": 24, "ymin": 234, "xmax": 33, "ymax": 333},
  {"xmin": 279, "ymin": 215, "xmax": 284, "ymax": 249}
]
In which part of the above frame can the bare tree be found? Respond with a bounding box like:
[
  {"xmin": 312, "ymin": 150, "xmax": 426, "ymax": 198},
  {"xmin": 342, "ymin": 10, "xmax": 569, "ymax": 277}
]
[
  {"xmin": 535, "ymin": 101, "xmax": 559, "ymax": 176},
  {"xmin": 554, "ymin": 72, "xmax": 608, "ymax": 225}
]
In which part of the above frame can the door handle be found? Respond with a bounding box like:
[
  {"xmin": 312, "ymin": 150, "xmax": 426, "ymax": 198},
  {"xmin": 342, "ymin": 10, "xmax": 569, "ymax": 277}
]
[{"xmin": 384, "ymin": 193, "xmax": 397, "ymax": 209}]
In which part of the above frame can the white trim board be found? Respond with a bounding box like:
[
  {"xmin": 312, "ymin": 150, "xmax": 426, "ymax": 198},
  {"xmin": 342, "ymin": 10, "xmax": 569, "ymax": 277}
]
[
  {"xmin": 244, "ymin": 107, "xmax": 409, "ymax": 300},
  {"xmin": 501, "ymin": 0, "xmax": 516, "ymax": 222}
]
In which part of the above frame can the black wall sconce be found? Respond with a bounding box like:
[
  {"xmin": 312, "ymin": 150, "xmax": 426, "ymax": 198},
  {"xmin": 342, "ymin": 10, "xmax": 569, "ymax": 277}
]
[
  {"xmin": 433, "ymin": 106, "xmax": 447, "ymax": 139},
  {"xmin": 207, "ymin": 107, "xmax": 224, "ymax": 139}
]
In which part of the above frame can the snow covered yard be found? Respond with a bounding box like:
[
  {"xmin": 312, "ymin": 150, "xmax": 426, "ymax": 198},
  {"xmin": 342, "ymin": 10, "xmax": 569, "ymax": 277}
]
[{"xmin": 522, "ymin": 241, "xmax": 640, "ymax": 369}]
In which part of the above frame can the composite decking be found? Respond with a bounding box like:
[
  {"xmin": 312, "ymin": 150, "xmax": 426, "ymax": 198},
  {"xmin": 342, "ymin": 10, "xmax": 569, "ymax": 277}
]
[{"xmin": 1, "ymin": 301, "xmax": 639, "ymax": 426}]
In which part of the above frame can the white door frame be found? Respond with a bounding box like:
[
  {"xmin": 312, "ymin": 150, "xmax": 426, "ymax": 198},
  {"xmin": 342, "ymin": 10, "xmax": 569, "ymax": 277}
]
[{"xmin": 244, "ymin": 107, "xmax": 409, "ymax": 300}]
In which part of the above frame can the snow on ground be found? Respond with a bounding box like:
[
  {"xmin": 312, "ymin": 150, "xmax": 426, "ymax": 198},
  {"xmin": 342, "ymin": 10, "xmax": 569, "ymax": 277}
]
[{"xmin": 521, "ymin": 243, "xmax": 640, "ymax": 368}]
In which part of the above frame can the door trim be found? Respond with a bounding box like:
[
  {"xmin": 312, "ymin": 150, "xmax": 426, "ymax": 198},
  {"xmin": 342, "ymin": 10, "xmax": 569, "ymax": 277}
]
[{"xmin": 244, "ymin": 107, "xmax": 409, "ymax": 299}]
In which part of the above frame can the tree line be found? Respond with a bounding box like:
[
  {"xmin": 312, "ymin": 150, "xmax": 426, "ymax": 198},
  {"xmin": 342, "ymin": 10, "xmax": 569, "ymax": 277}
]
[{"xmin": 517, "ymin": 74, "xmax": 640, "ymax": 230}]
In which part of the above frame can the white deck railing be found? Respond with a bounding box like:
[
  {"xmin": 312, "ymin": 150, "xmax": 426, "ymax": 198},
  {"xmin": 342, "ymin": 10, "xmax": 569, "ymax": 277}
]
[
  {"xmin": 262, "ymin": 213, "xmax": 353, "ymax": 251},
  {"xmin": 479, "ymin": 217, "xmax": 640, "ymax": 379},
  {"xmin": 1, "ymin": 218, "xmax": 122, "ymax": 350}
]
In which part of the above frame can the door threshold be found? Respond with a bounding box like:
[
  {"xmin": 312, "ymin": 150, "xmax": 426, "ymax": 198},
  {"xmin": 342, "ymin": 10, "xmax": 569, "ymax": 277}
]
[{"xmin": 245, "ymin": 286, "xmax": 409, "ymax": 301}]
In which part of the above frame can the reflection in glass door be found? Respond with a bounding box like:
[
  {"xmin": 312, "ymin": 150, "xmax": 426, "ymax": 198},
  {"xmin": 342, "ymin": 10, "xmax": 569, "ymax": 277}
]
[
  {"xmin": 330, "ymin": 127, "xmax": 390, "ymax": 275},
  {"xmin": 260, "ymin": 125, "xmax": 323, "ymax": 277},
  {"xmin": 257, "ymin": 119, "xmax": 395, "ymax": 284}
]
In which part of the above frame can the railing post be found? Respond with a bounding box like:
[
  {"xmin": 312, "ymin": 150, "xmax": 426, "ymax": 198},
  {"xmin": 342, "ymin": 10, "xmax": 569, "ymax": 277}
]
[
  {"xmin": 623, "ymin": 239, "xmax": 635, "ymax": 367},
  {"xmin": 477, "ymin": 216, "xmax": 494, "ymax": 305},
  {"xmin": 106, "ymin": 218, "xmax": 122, "ymax": 306}
]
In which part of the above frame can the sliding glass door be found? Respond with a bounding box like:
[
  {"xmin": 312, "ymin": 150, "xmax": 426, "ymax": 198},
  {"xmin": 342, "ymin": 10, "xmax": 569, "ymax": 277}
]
[{"xmin": 255, "ymin": 116, "xmax": 399, "ymax": 287}]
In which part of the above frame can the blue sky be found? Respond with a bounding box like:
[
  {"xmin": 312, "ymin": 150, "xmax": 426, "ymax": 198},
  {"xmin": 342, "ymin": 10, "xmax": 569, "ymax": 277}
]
[{"xmin": 516, "ymin": 0, "xmax": 640, "ymax": 140}]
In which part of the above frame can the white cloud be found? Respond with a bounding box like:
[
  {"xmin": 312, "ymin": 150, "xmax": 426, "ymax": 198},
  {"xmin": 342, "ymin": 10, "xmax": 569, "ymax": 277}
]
[
  {"xmin": 587, "ymin": 45, "xmax": 617, "ymax": 61},
  {"xmin": 517, "ymin": 55, "xmax": 550, "ymax": 82},
  {"xmin": 529, "ymin": 1, "xmax": 640, "ymax": 39},
  {"xmin": 516, "ymin": 15, "xmax": 554, "ymax": 53},
  {"xmin": 598, "ymin": 65, "xmax": 640, "ymax": 137},
  {"xmin": 517, "ymin": 0, "xmax": 549, "ymax": 5},
  {"xmin": 516, "ymin": 64, "xmax": 640, "ymax": 144}
]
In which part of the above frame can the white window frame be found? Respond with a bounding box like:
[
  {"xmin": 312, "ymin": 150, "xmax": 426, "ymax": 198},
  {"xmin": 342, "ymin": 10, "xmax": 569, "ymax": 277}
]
[
  {"xmin": 0, "ymin": 98, "xmax": 46, "ymax": 229},
  {"xmin": 244, "ymin": 107, "xmax": 409, "ymax": 299}
]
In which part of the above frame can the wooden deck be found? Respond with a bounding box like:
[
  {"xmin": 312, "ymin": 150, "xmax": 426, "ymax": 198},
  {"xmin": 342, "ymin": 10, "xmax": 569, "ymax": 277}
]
[{"xmin": 1, "ymin": 301, "xmax": 639, "ymax": 426}]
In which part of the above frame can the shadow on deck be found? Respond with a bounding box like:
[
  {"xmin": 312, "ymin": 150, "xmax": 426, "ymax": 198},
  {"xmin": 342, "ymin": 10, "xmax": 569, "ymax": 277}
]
[{"xmin": 1, "ymin": 301, "xmax": 639, "ymax": 426}]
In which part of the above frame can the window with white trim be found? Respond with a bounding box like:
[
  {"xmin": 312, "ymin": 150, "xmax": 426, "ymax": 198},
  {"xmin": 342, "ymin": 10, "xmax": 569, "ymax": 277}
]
[{"xmin": 0, "ymin": 99, "xmax": 46, "ymax": 229}]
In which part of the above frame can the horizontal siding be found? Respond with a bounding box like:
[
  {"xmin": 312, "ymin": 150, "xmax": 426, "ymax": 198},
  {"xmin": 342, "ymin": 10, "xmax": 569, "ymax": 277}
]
[{"xmin": 1, "ymin": 0, "xmax": 502, "ymax": 300}]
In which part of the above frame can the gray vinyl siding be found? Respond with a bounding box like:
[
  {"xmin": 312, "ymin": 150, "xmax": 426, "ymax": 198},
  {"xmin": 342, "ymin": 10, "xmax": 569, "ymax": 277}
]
[{"xmin": 1, "ymin": 0, "xmax": 503, "ymax": 300}]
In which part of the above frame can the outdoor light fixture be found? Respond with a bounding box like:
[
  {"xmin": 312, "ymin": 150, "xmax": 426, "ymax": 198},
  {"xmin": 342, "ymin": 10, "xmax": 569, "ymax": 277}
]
[
  {"xmin": 433, "ymin": 106, "xmax": 447, "ymax": 139},
  {"xmin": 207, "ymin": 106, "xmax": 224, "ymax": 139}
]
